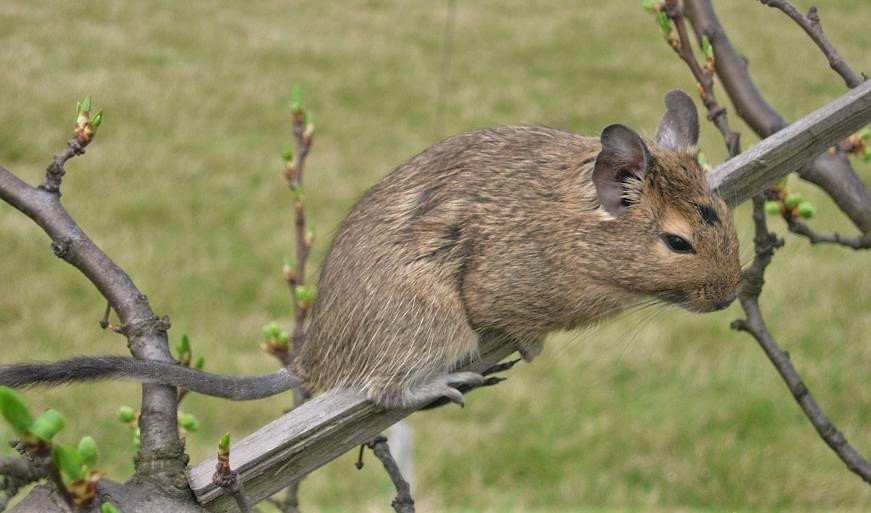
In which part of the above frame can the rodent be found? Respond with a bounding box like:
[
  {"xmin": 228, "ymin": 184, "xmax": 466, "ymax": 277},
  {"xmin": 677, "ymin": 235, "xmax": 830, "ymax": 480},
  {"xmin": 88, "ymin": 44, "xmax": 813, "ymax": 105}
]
[{"xmin": 0, "ymin": 90, "xmax": 741, "ymax": 410}]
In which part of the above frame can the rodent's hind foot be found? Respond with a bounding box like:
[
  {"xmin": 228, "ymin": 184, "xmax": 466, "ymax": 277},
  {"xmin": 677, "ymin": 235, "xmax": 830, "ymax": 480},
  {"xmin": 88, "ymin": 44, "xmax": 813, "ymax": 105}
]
[{"xmin": 370, "ymin": 372, "xmax": 485, "ymax": 410}]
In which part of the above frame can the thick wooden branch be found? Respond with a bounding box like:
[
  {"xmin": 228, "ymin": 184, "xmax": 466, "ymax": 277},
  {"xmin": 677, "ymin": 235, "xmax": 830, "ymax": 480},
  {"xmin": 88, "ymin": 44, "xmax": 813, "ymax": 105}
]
[
  {"xmin": 188, "ymin": 81, "xmax": 871, "ymax": 510},
  {"xmin": 708, "ymin": 79, "xmax": 871, "ymax": 206},
  {"xmin": 189, "ymin": 334, "xmax": 516, "ymax": 511}
]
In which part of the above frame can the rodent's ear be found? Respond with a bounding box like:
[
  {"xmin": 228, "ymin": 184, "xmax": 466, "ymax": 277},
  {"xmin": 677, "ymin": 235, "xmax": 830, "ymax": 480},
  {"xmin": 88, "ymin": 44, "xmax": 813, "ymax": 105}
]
[
  {"xmin": 655, "ymin": 89, "xmax": 700, "ymax": 151},
  {"xmin": 592, "ymin": 124, "xmax": 651, "ymax": 217}
]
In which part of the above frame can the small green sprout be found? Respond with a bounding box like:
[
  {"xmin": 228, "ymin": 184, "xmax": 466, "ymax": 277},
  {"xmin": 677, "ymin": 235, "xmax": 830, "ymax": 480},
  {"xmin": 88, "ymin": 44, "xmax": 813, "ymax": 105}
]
[
  {"xmin": 178, "ymin": 412, "xmax": 199, "ymax": 433},
  {"xmin": 116, "ymin": 405, "xmax": 136, "ymax": 424},
  {"xmin": 783, "ymin": 192, "xmax": 803, "ymax": 209},
  {"xmin": 797, "ymin": 201, "xmax": 817, "ymax": 219},
  {"xmin": 764, "ymin": 200, "xmax": 781, "ymax": 215},
  {"xmin": 0, "ymin": 386, "xmax": 35, "ymax": 436},
  {"xmin": 101, "ymin": 503, "xmax": 122, "ymax": 513},
  {"xmin": 29, "ymin": 409, "xmax": 66, "ymax": 441},
  {"xmin": 289, "ymin": 84, "xmax": 304, "ymax": 113}
]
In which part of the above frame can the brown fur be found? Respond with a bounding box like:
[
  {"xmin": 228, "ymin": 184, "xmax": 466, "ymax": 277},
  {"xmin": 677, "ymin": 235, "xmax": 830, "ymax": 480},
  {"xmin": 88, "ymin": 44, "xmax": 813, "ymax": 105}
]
[{"xmin": 296, "ymin": 93, "xmax": 741, "ymax": 409}]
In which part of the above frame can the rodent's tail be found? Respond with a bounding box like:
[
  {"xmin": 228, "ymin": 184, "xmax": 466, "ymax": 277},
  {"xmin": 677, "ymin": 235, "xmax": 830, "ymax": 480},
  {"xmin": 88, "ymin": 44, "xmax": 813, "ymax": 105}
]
[{"xmin": 0, "ymin": 355, "xmax": 300, "ymax": 401}]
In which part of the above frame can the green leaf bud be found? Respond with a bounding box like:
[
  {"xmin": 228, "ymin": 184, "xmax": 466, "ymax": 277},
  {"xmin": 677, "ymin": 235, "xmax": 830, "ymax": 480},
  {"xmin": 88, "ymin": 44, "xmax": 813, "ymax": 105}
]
[
  {"xmin": 262, "ymin": 321, "xmax": 282, "ymax": 340},
  {"xmin": 30, "ymin": 409, "xmax": 66, "ymax": 441},
  {"xmin": 295, "ymin": 285, "xmax": 317, "ymax": 303},
  {"xmin": 194, "ymin": 356, "xmax": 205, "ymax": 370},
  {"xmin": 657, "ymin": 10, "xmax": 671, "ymax": 35},
  {"xmin": 219, "ymin": 432, "xmax": 231, "ymax": 454},
  {"xmin": 289, "ymin": 84, "xmax": 304, "ymax": 112},
  {"xmin": 101, "ymin": 503, "xmax": 122, "ymax": 513},
  {"xmin": 116, "ymin": 406, "xmax": 135, "ymax": 423},
  {"xmin": 92, "ymin": 110, "xmax": 103, "ymax": 128},
  {"xmin": 797, "ymin": 201, "xmax": 816, "ymax": 219},
  {"xmin": 281, "ymin": 147, "xmax": 295, "ymax": 162},
  {"xmin": 52, "ymin": 443, "xmax": 84, "ymax": 481},
  {"xmin": 642, "ymin": 0, "xmax": 658, "ymax": 13},
  {"xmin": 0, "ymin": 386, "xmax": 35, "ymax": 436},
  {"xmin": 77, "ymin": 436, "xmax": 99, "ymax": 468},
  {"xmin": 764, "ymin": 200, "xmax": 781, "ymax": 215},
  {"xmin": 701, "ymin": 35, "xmax": 714, "ymax": 60},
  {"xmin": 859, "ymin": 127, "xmax": 871, "ymax": 140},
  {"xmin": 179, "ymin": 412, "xmax": 199, "ymax": 432},
  {"xmin": 783, "ymin": 192, "xmax": 803, "ymax": 209}
]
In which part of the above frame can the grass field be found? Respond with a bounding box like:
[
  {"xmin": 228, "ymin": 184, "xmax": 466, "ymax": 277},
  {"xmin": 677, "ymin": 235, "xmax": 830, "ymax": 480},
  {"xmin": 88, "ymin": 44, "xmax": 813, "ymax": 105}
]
[{"xmin": 1, "ymin": 1, "xmax": 870, "ymax": 512}]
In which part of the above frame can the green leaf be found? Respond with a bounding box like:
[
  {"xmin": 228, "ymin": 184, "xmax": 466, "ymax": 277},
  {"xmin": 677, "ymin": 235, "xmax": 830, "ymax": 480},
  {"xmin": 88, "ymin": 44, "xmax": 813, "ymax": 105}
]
[
  {"xmin": 52, "ymin": 443, "xmax": 84, "ymax": 481},
  {"xmin": 858, "ymin": 127, "xmax": 871, "ymax": 140},
  {"xmin": 219, "ymin": 432, "xmax": 231, "ymax": 453},
  {"xmin": 116, "ymin": 405, "xmax": 135, "ymax": 423},
  {"xmin": 862, "ymin": 146, "xmax": 871, "ymax": 162},
  {"xmin": 657, "ymin": 10, "xmax": 671, "ymax": 35},
  {"xmin": 92, "ymin": 110, "xmax": 103, "ymax": 128},
  {"xmin": 700, "ymin": 35, "xmax": 714, "ymax": 60},
  {"xmin": 289, "ymin": 84, "xmax": 304, "ymax": 112},
  {"xmin": 0, "ymin": 386, "xmax": 35, "ymax": 436},
  {"xmin": 78, "ymin": 436, "xmax": 99, "ymax": 468},
  {"xmin": 642, "ymin": 0, "xmax": 658, "ymax": 13},
  {"xmin": 101, "ymin": 503, "xmax": 122, "ymax": 513},
  {"xmin": 80, "ymin": 96, "xmax": 92, "ymax": 115},
  {"xmin": 29, "ymin": 409, "xmax": 66, "ymax": 441},
  {"xmin": 194, "ymin": 356, "xmax": 205, "ymax": 370},
  {"xmin": 177, "ymin": 333, "xmax": 191, "ymax": 354}
]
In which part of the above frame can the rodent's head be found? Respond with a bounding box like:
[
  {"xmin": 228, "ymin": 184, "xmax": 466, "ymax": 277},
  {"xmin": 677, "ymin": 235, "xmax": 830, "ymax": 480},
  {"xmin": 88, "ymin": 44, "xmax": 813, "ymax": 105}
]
[{"xmin": 590, "ymin": 90, "xmax": 741, "ymax": 313}]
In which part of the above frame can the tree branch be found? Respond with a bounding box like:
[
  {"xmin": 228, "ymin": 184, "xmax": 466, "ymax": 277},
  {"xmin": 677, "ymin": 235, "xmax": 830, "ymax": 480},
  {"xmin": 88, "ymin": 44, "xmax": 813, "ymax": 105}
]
[
  {"xmin": 0, "ymin": 135, "xmax": 186, "ymax": 483},
  {"xmin": 759, "ymin": 0, "xmax": 864, "ymax": 88},
  {"xmin": 357, "ymin": 436, "xmax": 415, "ymax": 513},
  {"xmin": 731, "ymin": 198, "xmax": 871, "ymax": 482},
  {"xmin": 684, "ymin": 0, "xmax": 871, "ymax": 234}
]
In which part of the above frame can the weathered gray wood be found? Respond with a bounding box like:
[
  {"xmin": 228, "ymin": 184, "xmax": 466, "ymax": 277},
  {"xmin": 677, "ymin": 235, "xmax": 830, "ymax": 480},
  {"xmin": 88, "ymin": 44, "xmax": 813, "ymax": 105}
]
[
  {"xmin": 189, "ymin": 80, "xmax": 871, "ymax": 511},
  {"xmin": 189, "ymin": 334, "xmax": 516, "ymax": 512},
  {"xmin": 709, "ymin": 79, "xmax": 871, "ymax": 206}
]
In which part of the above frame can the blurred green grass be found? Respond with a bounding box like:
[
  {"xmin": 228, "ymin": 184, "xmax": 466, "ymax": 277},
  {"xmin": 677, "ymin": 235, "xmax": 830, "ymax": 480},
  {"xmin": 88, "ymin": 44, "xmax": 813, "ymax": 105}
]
[{"xmin": 0, "ymin": 1, "xmax": 869, "ymax": 511}]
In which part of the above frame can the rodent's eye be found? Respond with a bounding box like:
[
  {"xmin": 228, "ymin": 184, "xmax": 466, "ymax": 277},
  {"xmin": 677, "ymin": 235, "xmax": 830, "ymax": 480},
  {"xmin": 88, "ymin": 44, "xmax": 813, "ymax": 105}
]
[{"xmin": 661, "ymin": 233, "xmax": 696, "ymax": 254}]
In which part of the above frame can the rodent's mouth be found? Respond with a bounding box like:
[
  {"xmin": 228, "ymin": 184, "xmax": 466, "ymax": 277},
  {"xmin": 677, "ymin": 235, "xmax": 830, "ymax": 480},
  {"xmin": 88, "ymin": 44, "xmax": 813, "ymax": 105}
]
[{"xmin": 659, "ymin": 289, "xmax": 738, "ymax": 313}]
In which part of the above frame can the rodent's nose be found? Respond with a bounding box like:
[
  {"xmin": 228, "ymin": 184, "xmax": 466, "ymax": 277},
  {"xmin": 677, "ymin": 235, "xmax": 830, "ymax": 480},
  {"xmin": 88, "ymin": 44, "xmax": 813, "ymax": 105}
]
[{"xmin": 713, "ymin": 290, "xmax": 738, "ymax": 311}]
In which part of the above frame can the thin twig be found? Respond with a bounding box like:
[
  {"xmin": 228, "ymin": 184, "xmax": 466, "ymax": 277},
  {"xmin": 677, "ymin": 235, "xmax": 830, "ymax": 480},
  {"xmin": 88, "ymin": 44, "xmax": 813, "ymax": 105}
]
[
  {"xmin": 666, "ymin": 0, "xmax": 871, "ymax": 484},
  {"xmin": 785, "ymin": 218, "xmax": 871, "ymax": 249},
  {"xmin": 40, "ymin": 137, "xmax": 89, "ymax": 195},
  {"xmin": 732, "ymin": 198, "xmax": 871, "ymax": 483},
  {"xmin": 760, "ymin": 0, "xmax": 864, "ymax": 88},
  {"xmin": 357, "ymin": 436, "xmax": 415, "ymax": 513},
  {"xmin": 274, "ymin": 99, "xmax": 316, "ymax": 513},
  {"xmin": 663, "ymin": 0, "xmax": 741, "ymax": 155},
  {"xmin": 0, "ymin": 111, "xmax": 185, "ymax": 480},
  {"xmin": 213, "ymin": 448, "xmax": 254, "ymax": 513}
]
